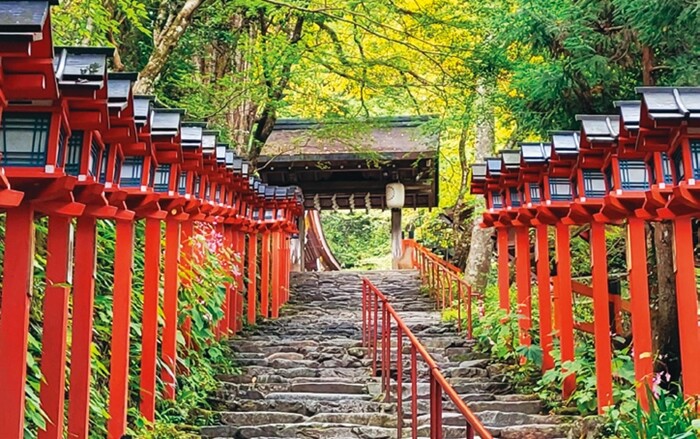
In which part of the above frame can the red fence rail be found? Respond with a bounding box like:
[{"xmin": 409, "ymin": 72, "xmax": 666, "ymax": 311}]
[
  {"xmin": 362, "ymin": 278, "xmax": 492, "ymax": 439},
  {"xmin": 402, "ymin": 239, "xmax": 483, "ymax": 339}
]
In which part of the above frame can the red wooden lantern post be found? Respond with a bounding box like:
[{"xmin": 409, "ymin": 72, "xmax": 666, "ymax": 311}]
[
  {"xmin": 561, "ymin": 120, "xmax": 616, "ymax": 412},
  {"xmin": 482, "ymin": 157, "xmax": 511, "ymax": 312},
  {"xmin": 150, "ymin": 107, "xmax": 187, "ymax": 402},
  {"xmin": 51, "ymin": 49, "xmax": 129, "ymax": 439},
  {"xmin": 246, "ymin": 180, "xmax": 262, "ymax": 325},
  {"xmin": 638, "ymin": 87, "xmax": 700, "ymax": 399},
  {"xmin": 593, "ymin": 102, "xmax": 657, "ymax": 408},
  {"xmin": 499, "ymin": 150, "xmax": 532, "ymax": 346},
  {"xmin": 0, "ymin": 8, "xmax": 85, "ymax": 435},
  {"xmin": 534, "ymin": 134, "xmax": 579, "ymax": 399},
  {"xmin": 517, "ymin": 142, "xmax": 555, "ymax": 371}
]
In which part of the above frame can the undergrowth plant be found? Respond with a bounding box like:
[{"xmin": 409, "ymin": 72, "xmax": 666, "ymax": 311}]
[{"xmin": 1, "ymin": 217, "xmax": 241, "ymax": 438}]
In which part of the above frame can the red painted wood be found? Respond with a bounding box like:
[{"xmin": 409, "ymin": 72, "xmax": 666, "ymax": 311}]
[
  {"xmin": 0, "ymin": 204, "xmax": 35, "ymax": 438},
  {"xmin": 554, "ymin": 222, "xmax": 576, "ymax": 399},
  {"xmin": 107, "ymin": 219, "xmax": 135, "ymax": 439},
  {"xmin": 162, "ymin": 218, "xmax": 181, "ymax": 400},
  {"xmin": 496, "ymin": 227, "xmax": 510, "ymax": 312},
  {"xmin": 235, "ymin": 231, "xmax": 245, "ymax": 330},
  {"xmin": 535, "ymin": 225, "xmax": 554, "ymax": 371},
  {"xmin": 180, "ymin": 221, "xmax": 193, "ymax": 348},
  {"xmin": 271, "ymin": 231, "xmax": 281, "ymax": 318},
  {"xmin": 260, "ymin": 232, "xmax": 271, "ymax": 318},
  {"xmin": 139, "ymin": 218, "xmax": 161, "ymax": 422},
  {"xmin": 216, "ymin": 224, "xmax": 229, "ymax": 338},
  {"xmin": 590, "ymin": 221, "xmax": 613, "ymax": 413},
  {"xmin": 247, "ymin": 232, "xmax": 258, "ymax": 324},
  {"xmin": 67, "ymin": 216, "xmax": 97, "ymax": 439},
  {"xmin": 224, "ymin": 225, "xmax": 236, "ymax": 333},
  {"xmin": 515, "ymin": 227, "xmax": 532, "ymax": 346},
  {"xmin": 672, "ymin": 217, "xmax": 700, "ymax": 399},
  {"xmin": 38, "ymin": 216, "xmax": 72, "ymax": 439},
  {"xmin": 627, "ymin": 218, "xmax": 653, "ymax": 409}
]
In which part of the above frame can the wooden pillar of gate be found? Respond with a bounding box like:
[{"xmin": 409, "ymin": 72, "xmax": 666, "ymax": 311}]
[
  {"xmin": 107, "ymin": 219, "xmax": 135, "ymax": 439},
  {"xmin": 260, "ymin": 231, "xmax": 271, "ymax": 318},
  {"xmin": 672, "ymin": 217, "xmax": 700, "ymax": 399},
  {"xmin": 162, "ymin": 217, "xmax": 181, "ymax": 400},
  {"xmin": 67, "ymin": 216, "xmax": 97, "ymax": 439},
  {"xmin": 514, "ymin": 226, "xmax": 532, "ymax": 346},
  {"xmin": 535, "ymin": 224, "xmax": 554, "ymax": 371},
  {"xmin": 626, "ymin": 218, "xmax": 653, "ymax": 408},
  {"xmin": 0, "ymin": 204, "xmax": 35, "ymax": 438},
  {"xmin": 554, "ymin": 222, "xmax": 575, "ymax": 399},
  {"xmin": 140, "ymin": 218, "xmax": 161, "ymax": 422},
  {"xmin": 590, "ymin": 221, "xmax": 613, "ymax": 413},
  {"xmin": 247, "ymin": 230, "xmax": 258, "ymax": 324},
  {"xmin": 38, "ymin": 216, "xmax": 72, "ymax": 439},
  {"xmin": 496, "ymin": 226, "xmax": 510, "ymax": 313}
]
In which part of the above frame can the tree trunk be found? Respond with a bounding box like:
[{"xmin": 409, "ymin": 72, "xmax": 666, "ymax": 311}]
[
  {"xmin": 641, "ymin": 44, "xmax": 681, "ymax": 383},
  {"xmin": 464, "ymin": 85, "xmax": 495, "ymax": 292},
  {"xmin": 133, "ymin": 0, "xmax": 207, "ymax": 94}
]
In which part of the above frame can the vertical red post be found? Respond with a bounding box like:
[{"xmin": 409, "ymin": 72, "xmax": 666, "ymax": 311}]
[
  {"xmin": 626, "ymin": 218, "xmax": 653, "ymax": 408},
  {"xmin": 271, "ymin": 231, "xmax": 281, "ymax": 318},
  {"xmin": 535, "ymin": 224, "xmax": 554, "ymax": 371},
  {"xmin": 0, "ymin": 203, "xmax": 35, "ymax": 438},
  {"xmin": 67, "ymin": 216, "xmax": 97, "ymax": 439},
  {"xmin": 515, "ymin": 226, "xmax": 532, "ymax": 346},
  {"xmin": 283, "ymin": 232, "xmax": 290, "ymax": 304},
  {"xmin": 107, "ymin": 219, "xmax": 135, "ymax": 439},
  {"xmin": 180, "ymin": 220, "xmax": 193, "ymax": 347},
  {"xmin": 496, "ymin": 226, "xmax": 510, "ymax": 312},
  {"xmin": 225, "ymin": 225, "xmax": 237, "ymax": 333},
  {"xmin": 554, "ymin": 222, "xmax": 576, "ymax": 399},
  {"xmin": 139, "ymin": 218, "xmax": 161, "ymax": 422},
  {"xmin": 38, "ymin": 216, "xmax": 72, "ymax": 439},
  {"xmin": 162, "ymin": 218, "xmax": 181, "ymax": 400},
  {"xmin": 247, "ymin": 231, "xmax": 258, "ymax": 324},
  {"xmin": 590, "ymin": 221, "xmax": 613, "ymax": 412},
  {"xmin": 260, "ymin": 231, "xmax": 271, "ymax": 317},
  {"xmin": 672, "ymin": 217, "xmax": 700, "ymax": 399},
  {"xmin": 216, "ymin": 223, "xmax": 230, "ymax": 337}
]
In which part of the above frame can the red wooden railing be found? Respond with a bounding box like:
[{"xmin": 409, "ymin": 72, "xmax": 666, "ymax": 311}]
[
  {"xmin": 362, "ymin": 278, "xmax": 493, "ymax": 439},
  {"xmin": 402, "ymin": 239, "xmax": 483, "ymax": 339}
]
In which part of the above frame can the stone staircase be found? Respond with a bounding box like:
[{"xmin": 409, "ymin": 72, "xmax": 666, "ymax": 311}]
[{"xmin": 201, "ymin": 270, "xmax": 575, "ymax": 438}]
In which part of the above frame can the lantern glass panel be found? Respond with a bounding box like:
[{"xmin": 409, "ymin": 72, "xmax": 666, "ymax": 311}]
[
  {"xmin": 264, "ymin": 209, "xmax": 274, "ymax": 220},
  {"xmin": 549, "ymin": 178, "xmax": 572, "ymax": 201},
  {"xmin": 491, "ymin": 191, "xmax": 503, "ymax": 209},
  {"xmin": 619, "ymin": 160, "xmax": 649, "ymax": 190},
  {"xmin": 582, "ymin": 169, "xmax": 607, "ymax": 198},
  {"xmin": 89, "ymin": 138, "xmax": 100, "ymax": 176},
  {"xmin": 277, "ymin": 209, "xmax": 285, "ymax": 219},
  {"xmin": 529, "ymin": 184, "xmax": 541, "ymax": 203},
  {"xmin": 56, "ymin": 125, "xmax": 67, "ymax": 168},
  {"xmin": 99, "ymin": 144, "xmax": 110, "ymax": 183},
  {"xmin": 690, "ymin": 140, "xmax": 700, "ymax": 180},
  {"xmin": 661, "ymin": 153, "xmax": 673, "ymax": 184},
  {"xmin": 509, "ymin": 188, "xmax": 521, "ymax": 207},
  {"xmin": 215, "ymin": 186, "xmax": 221, "ymax": 202},
  {"xmin": 114, "ymin": 155, "xmax": 123, "ymax": 184},
  {"xmin": 65, "ymin": 130, "xmax": 83, "ymax": 176},
  {"xmin": 154, "ymin": 164, "xmax": 170, "ymax": 192},
  {"xmin": 673, "ymin": 148, "xmax": 685, "ymax": 182},
  {"xmin": 0, "ymin": 113, "xmax": 51, "ymax": 167},
  {"xmin": 193, "ymin": 176, "xmax": 201, "ymax": 197},
  {"xmin": 121, "ymin": 156, "xmax": 144, "ymax": 187},
  {"xmin": 178, "ymin": 172, "xmax": 187, "ymax": 195},
  {"xmin": 205, "ymin": 182, "xmax": 211, "ymax": 199}
]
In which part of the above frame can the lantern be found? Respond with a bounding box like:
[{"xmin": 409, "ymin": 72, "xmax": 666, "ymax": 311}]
[{"xmin": 385, "ymin": 182, "xmax": 405, "ymax": 209}]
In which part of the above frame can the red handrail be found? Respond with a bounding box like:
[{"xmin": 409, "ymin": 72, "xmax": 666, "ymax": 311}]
[
  {"xmin": 362, "ymin": 278, "xmax": 493, "ymax": 439},
  {"xmin": 402, "ymin": 239, "xmax": 484, "ymax": 339}
]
